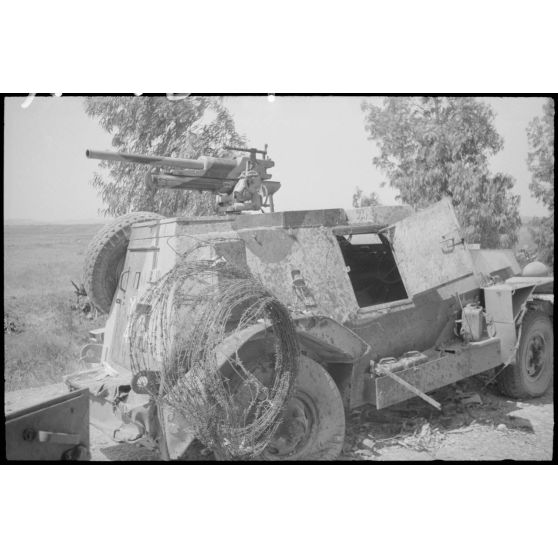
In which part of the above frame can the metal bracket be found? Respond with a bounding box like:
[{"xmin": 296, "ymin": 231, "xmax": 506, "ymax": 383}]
[
  {"xmin": 440, "ymin": 233, "xmax": 465, "ymax": 254},
  {"xmin": 128, "ymin": 246, "xmax": 160, "ymax": 252},
  {"xmin": 37, "ymin": 430, "xmax": 82, "ymax": 445}
]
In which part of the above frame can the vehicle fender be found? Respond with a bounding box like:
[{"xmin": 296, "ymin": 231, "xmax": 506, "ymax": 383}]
[
  {"xmin": 293, "ymin": 315, "xmax": 370, "ymax": 364},
  {"xmin": 213, "ymin": 315, "xmax": 370, "ymax": 369},
  {"xmin": 529, "ymin": 295, "xmax": 553, "ymax": 318},
  {"xmin": 484, "ymin": 277, "xmax": 554, "ymax": 367},
  {"xmin": 213, "ymin": 315, "xmax": 371, "ymax": 409}
]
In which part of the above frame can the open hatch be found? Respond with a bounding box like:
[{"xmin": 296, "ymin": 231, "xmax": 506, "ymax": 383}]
[{"xmin": 334, "ymin": 198, "xmax": 477, "ymax": 309}]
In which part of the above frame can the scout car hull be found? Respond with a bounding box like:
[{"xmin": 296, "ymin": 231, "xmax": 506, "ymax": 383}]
[{"xmin": 65, "ymin": 198, "xmax": 553, "ymax": 460}]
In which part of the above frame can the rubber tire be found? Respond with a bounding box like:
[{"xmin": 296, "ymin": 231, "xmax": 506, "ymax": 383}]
[
  {"xmin": 83, "ymin": 212, "xmax": 162, "ymax": 313},
  {"xmin": 262, "ymin": 355, "xmax": 346, "ymax": 461},
  {"xmin": 497, "ymin": 311, "xmax": 553, "ymax": 398}
]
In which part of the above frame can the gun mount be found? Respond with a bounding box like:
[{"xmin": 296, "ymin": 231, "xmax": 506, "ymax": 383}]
[{"xmin": 86, "ymin": 145, "xmax": 281, "ymax": 213}]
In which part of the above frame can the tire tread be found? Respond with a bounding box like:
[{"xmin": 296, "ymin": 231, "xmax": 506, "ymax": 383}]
[
  {"xmin": 83, "ymin": 212, "xmax": 162, "ymax": 313},
  {"xmin": 497, "ymin": 310, "xmax": 553, "ymax": 398}
]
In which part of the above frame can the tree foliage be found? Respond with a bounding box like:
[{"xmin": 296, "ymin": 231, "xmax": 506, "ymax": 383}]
[
  {"xmin": 528, "ymin": 216, "xmax": 554, "ymax": 267},
  {"xmin": 361, "ymin": 97, "xmax": 521, "ymax": 248},
  {"xmin": 526, "ymin": 98, "xmax": 554, "ymax": 267},
  {"xmin": 84, "ymin": 96, "xmax": 245, "ymax": 217},
  {"xmin": 352, "ymin": 187, "xmax": 379, "ymax": 208}
]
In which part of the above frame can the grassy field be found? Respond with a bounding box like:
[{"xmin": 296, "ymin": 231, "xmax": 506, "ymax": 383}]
[{"xmin": 4, "ymin": 224, "xmax": 105, "ymax": 390}]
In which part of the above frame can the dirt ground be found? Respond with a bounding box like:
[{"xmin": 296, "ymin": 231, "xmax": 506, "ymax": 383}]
[
  {"xmin": 341, "ymin": 376, "xmax": 554, "ymax": 461},
  {"xmin": 5, "ymin": 374, "xmax": 553, "ymax": 462}
]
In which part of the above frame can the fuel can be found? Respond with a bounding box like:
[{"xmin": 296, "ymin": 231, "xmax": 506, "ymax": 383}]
[{"xmin": 460, "ymin": 303, "xmax": 485, "ymax": 341}]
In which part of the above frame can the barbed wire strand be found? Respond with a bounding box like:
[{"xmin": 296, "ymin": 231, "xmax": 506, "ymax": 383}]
[{"xmin": 128, "ymin": 240, "xmax": 299, "ymax": 460}]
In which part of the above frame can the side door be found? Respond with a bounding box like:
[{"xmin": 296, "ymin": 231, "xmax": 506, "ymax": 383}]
[
  {"xmin": 105, "ymin": 221, "xmax": 162, "ymax": 370},
  {"xmin": 381, "ymin": 197, "xmax": 478, "ymax": 298}
]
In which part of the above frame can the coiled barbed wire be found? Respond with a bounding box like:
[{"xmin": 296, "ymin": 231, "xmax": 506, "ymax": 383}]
[{"xmin": 128, "ymin": 241, "xmax": 299, "ymax": 460}]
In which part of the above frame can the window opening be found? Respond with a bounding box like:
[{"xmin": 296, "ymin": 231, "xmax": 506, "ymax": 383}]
[{"xmin": 336, "ymin": 232, "xmax": 408, "ymax": 308}]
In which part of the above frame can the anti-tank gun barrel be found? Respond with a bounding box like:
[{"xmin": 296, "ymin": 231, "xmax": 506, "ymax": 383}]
[
  {"xmin": 86, "ymin": 146, "xmax": 280, "ymax": 213},
  {"xmin": 86, "ymin": 149, "xmax": 206, "ymax": 170}
]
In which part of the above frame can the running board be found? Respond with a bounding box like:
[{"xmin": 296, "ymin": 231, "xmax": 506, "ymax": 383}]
[
  {"xmin": 374, "ymin": 337, "xmax": 502, "ymax": 410},
  {"xmin": 377, "ymin": 368, "xmax": 442, "ymax": 410}
]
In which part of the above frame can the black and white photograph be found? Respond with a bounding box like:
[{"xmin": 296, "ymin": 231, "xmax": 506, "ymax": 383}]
[
  {"xmin": 1, "ymin": 4, "xmax": 556, "ymax": 556},
  {"xmin": 3, "ymin": 94, "xmax": 554, "ymax": 463}
]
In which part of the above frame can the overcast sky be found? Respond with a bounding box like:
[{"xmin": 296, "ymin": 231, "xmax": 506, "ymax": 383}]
[{"xmin": 3, "ymin": 95, "xmax": 549, "ymax": 222}]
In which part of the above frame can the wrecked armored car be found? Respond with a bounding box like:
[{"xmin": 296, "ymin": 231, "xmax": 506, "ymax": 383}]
[{"xmin": 66, "ymin": 198, "xmax": 554, "ymax": 460}]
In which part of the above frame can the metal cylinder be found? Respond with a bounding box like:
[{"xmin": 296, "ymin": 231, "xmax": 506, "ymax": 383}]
[
  {"xmin": 86, "ymin": 149, "xmax": 205, "ymax": 170},
  {"xmin": 398, "ymin": 351, "xmax": 428, "ymax": 369}
]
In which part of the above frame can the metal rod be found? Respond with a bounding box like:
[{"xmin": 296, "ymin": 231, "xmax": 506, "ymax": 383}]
[
  {"xmin": 162, "ymin": 171, "xmax": 241, "ymax": 182},
  {"xmin": 379, "ymin": 368, "xmax": 442, "ymax": 411},
  {"xmin": 224, "ymin": 145, "xmax": 267, "ymax": 155}
]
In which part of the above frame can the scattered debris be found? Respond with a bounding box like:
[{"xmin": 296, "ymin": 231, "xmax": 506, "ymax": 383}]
[
  {"xmin": 450, "ymin": 424, "xmax": 479, "ymax": 435},
  {"xmin": 4, "ymin": 312, "xmax": 23, "ymax": 335},
  {"xmin": 395, "ymin": 422, "xmax": 445, "ymax": 452},
  {"xmin": 458, "ymin": 393, "xmax": 483, "ymax": 407},
  {"xmin": 70, "ymin": 280, "xmax": 97, "ymax": 320},
  {"xmin": 342, "ymin": 372, "xmax": 546, "ymax": 459}
]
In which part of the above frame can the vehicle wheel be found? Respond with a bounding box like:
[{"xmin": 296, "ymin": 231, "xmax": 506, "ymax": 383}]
[
  {"xmin": 83, "ymin": 212, "xmax": 162, "ymax": 313},
  {"xmin": 261, "ymin": 355, "xmax": 345, "ymax": 461},
  {"xmin": 497, "ymin": 311, "xmax": 553, "ymax": 398}
]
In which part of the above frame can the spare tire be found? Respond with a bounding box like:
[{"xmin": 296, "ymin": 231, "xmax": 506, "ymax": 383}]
[{"xmin": 83, "ymin": 212, "xmax": 163, "ymax": 313}]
